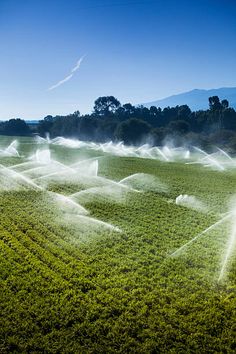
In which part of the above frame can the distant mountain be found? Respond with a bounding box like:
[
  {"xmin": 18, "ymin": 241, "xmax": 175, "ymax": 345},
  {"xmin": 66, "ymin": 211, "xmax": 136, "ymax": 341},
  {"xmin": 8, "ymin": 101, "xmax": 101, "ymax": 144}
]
[{"xmin": 143, "ymin": 87, "xmax": 236, "ymax": 111}]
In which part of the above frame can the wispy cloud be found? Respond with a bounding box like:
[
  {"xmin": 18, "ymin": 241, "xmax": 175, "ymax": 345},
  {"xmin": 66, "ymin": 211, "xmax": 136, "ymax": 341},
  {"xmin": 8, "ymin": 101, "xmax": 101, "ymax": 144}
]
[{"xmin": 48, "ymin": 55, "xmax": 85, "ymax": 91}]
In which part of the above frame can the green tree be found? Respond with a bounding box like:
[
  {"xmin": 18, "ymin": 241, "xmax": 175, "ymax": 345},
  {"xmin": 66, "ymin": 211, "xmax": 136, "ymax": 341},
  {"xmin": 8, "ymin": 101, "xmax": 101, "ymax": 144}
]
[
  {"xmin": 209, "ymin": 96, "xmax": 222, "ymax": 110},
  {"xmin": 38, "ymin": 115, "xmax": 55, "ymax": 136},
  {"xmin": 177, "ymin": 105, "xmax": 191, "ymax": 119},
  {"xmin": 149, "ymin": 106, "xmax": 160, "ymax": 116},
  {"xmin": 79, "ymin": 116, "xmax": 98, "ymax": 141},
  {"xmin": 115, "ymin": 118, "xmax": 151, "ymax": 145},
  {"xmin": 94, "ymin": 96, "xmax": 121, "ymax": 117},
  {"xmin": 4, "ymin": 119, "xmax": 30, "ymax": 136},
  {"xmin": 208, "ymin": 96, "xmax": 228, "ymax": 129},
  {"xmin": 167, "ymin": 120, "xmax": 190, "ymax": 135},
  {"xmin": 221, "ymin": 99, "xmax": 229, "ymax": 110},
  {"xmin": 222, "ymin": 108, "xmax": 236, "ymax": 130}
]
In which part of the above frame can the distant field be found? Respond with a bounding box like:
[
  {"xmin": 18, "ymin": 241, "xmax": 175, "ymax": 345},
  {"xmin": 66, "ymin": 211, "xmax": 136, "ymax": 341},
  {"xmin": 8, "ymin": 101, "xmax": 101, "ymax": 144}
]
[{"xmin": 0, "ymin": 136, "xmax": 236, "ymax": 353}]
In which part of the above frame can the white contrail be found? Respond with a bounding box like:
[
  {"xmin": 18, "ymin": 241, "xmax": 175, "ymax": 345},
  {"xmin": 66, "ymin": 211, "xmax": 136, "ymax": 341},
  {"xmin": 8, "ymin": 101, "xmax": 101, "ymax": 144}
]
[
  {"xmin": 47, "ymin": 55, "xmax": 85, "ymax": 91},
  {"xmin": 48, "ymin": 74, "xmax": 73, "ymax": 91},
  {"xmin": 71, "ymin": 56, "xmax": 84, "ymax": 73}
]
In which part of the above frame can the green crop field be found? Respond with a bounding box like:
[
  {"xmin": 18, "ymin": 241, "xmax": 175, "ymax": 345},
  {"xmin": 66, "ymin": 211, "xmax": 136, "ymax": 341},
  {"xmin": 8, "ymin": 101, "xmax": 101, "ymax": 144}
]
[{"xmin": 0, "ymin": 136, "xmax": 236, "ymax": 353}]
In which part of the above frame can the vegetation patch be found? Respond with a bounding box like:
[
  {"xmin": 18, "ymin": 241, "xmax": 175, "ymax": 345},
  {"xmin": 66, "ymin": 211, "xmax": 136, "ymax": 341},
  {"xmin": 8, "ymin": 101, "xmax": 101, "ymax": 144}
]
[{"xmin": 0, "ymin": 137, "xmax": 236, "ymax": 353}]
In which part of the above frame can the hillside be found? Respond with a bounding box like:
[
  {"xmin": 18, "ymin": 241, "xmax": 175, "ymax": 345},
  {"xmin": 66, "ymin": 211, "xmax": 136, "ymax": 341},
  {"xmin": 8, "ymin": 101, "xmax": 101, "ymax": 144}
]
[{"xmin": 143, "ymin": 87, "xmax": 236, "ymax": 111}]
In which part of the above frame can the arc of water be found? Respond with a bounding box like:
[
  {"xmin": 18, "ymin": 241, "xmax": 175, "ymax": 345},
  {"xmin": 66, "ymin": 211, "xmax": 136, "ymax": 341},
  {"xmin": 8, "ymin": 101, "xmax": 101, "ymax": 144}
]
[
  {"xmin": 135, "ymin": 144, "xmax": 149, "ymax": 152},
  {"xmin": 34, "ymin": 157, "xmax": 100, "ymax": 181},
  {"xmin": 70, "ymin": 187, "xmax": 102, "ymax": 199},
  {"xmin": 217, "ymin": 147, "xmax": 233, "ymax": 162},
  {"xmin": 119, "ymin": 173, "xmax": 167, "ymax": 193},
  {"xmin": 21, "ymin": 164, "xmax": 59, "ymax": 175},
  {"xmin": 49, "ymin": 192, "xmax": 89, "ymax": 215},
  {"xmin": 70, "ymin": 156, "xmax": 103, "ymax": 169},
  {"xmin": 33, "ymin": 165, "xmax": 77, "ymax": 180},
  {"xmin": 206, "ymin": 156, "xmax": 225, "ymax": 171},
  {"xmin": 121, "ymin": 144, "xmax": 138, "ymax": 157},
  {"xmin": 4, "ymin": 140, "xmax": 20, "ymax": 157},
  {"xmin": 218, "ymin": 210, "xmax": 236, "ymax": 281},
  {"xmin": 154, "ymin": 147, "xmax": 169, "ymax": 161},
  {"xmin": 70, "ymin": 176, "xmax": 138, "ymax": 199},
  {"xmin": 9, "ymin": 161, "xmax": 39, "ymax": 170},
  {"xmin": 185, "ymin": 161, "xmax": 201, "ymax": 165},
  {"xmin": 193, "ymin": 147, "xmax": 225, "ymax": 171},
  {"xmin": 74, "ymin": 214, "xmax": 121, "ymax": 232},
  {"xmin": 163, "ymin": 146, "xmax": 173, "ymax": 159},
  {"xmin": 0, "ymin": 164, "xmax": 43, "ymax": 190},
  {"xmin": 119, "ymin": 173, "xmax": 141, "ymax": 185},
  {"xmin": 170, "ymin": 213, "xmax": 232, "ymax": 257},
  {"xmin": 52, "ymin": 160, "xmax": 76, "ymax": 172},
  {"xmin": 193, "ymin": 146, "xmax": 209, "ymax": 157},
  {"xmin": 201, "ymin": 153, "xmax": 218, "ymax": 161}
]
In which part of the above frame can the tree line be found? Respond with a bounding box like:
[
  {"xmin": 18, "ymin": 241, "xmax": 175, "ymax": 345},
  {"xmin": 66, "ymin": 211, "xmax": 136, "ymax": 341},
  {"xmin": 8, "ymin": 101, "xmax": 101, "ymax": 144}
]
[{"xmin": 1, "ymin": 95, "xmax": 236, "ymax": 151}]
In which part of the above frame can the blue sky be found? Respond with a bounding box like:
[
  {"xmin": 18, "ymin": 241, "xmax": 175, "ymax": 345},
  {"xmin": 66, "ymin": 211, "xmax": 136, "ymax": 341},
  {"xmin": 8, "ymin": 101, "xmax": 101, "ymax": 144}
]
[{"xmin": 0, "ymin": 0, "xmax": 236, "ymax": 119}]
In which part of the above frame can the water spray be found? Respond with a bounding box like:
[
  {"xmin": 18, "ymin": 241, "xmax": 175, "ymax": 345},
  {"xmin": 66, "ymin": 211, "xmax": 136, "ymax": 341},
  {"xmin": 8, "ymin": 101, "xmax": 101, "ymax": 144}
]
[{"xmin": 170, "ymin": 213, "xmax": 232, "ymax": 257}]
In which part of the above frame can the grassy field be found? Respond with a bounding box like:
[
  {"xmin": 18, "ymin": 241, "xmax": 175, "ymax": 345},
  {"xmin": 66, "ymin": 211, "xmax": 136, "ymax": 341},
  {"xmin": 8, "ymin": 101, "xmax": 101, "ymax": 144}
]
[{"xmin": 0, "ymin": 136, "xmax": 236, "ymax": 353}]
